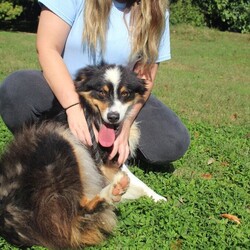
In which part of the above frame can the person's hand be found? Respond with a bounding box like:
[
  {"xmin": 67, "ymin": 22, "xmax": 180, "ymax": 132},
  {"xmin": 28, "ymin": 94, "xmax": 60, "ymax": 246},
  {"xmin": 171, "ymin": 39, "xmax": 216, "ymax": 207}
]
[
  {"xmin": 108, "ymin": 124, "xmax": 131, "ymax": 166},
  {"xmin": 66, "ymin": 104, "xmax": 95, "ymax": 146}
]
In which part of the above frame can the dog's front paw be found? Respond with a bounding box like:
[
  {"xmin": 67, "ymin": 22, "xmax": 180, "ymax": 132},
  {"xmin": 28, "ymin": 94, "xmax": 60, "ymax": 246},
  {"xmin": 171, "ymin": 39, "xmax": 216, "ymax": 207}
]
[
  {"xmin": 100, "ymin": 171, "xmax": 130, "ymax": 204},
  {"xmin": 111, "ymin": 171, "xmax": 130, "ymax": 202}
]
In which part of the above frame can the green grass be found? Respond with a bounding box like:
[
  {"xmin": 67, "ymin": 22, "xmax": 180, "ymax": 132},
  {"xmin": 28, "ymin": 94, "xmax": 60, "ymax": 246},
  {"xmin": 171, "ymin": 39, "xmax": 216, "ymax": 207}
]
[{"xmin": 0, "ymin": 25, "xmax": 250, "ymax": 249}]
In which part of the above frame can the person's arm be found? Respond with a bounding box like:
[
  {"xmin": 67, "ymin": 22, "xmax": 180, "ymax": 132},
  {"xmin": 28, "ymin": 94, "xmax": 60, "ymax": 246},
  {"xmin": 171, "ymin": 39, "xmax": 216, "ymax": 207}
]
[
  {"xmin": 36, "ymin": 8, "xmax": 92, "ymax": 145},
  {"xmin": 109, "ymin": 62, "xmax": 159, "ymax": 165}
]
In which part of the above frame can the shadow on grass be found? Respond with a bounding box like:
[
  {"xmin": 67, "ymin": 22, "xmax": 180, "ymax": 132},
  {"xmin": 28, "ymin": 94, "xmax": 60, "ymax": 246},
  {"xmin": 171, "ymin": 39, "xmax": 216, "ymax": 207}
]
[
  {"xmin": 139, "ymin": 161, "xmax": 175, "ymax": 174},
  {"xmin": 129, "ymin": 155, "xmax": 175, "ymax": 174}
]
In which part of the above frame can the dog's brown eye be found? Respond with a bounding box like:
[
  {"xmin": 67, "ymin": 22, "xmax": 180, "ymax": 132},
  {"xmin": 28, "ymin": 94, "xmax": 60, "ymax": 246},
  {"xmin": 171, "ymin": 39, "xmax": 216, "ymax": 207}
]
[
  {"xmin": 98, "ymin": 90, "xmax": 107, "ymax": 97},
  {"xmin": 121, "ymin": 91, "xmax": 130, "ymax": 97}
]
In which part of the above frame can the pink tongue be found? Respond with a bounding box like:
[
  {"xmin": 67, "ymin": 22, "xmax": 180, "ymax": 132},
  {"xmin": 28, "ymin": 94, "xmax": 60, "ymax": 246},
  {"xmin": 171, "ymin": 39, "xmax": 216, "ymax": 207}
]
[{"xmin": 98, "ymin": 124, "xmax": 116, "ymax": 147}]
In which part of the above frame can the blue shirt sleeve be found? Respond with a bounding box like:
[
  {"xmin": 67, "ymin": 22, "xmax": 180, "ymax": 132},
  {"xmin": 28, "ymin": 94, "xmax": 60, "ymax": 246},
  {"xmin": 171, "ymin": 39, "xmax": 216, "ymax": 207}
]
[{"xmin": 38, "ymin": 0, "xmax": 82, "ymax": 26}]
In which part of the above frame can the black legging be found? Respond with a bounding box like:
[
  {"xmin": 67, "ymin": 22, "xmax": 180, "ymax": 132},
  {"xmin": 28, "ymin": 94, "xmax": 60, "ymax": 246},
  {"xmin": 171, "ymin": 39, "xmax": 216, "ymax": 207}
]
[{"xmin": 0, "ymin": 70, "xmax": 190, "ymax": 165}]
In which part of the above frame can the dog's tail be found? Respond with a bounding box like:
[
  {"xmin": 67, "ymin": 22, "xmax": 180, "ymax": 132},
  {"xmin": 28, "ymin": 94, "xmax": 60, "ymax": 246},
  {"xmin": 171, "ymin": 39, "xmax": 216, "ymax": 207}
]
[
  {"xmin": 70, "ymin": 207, "xmax": 117, "ymax": 247},
  {"xmin": 34, "ymin": 193, "xmax": 117, "ymax": 249}
]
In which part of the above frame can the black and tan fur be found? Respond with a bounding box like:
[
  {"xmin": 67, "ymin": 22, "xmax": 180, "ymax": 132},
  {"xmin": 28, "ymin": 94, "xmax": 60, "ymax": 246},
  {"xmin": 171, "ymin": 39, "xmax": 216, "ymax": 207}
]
[{"xmin": 0, "ymin": 64, "xmax": 148, "ymax": 249}]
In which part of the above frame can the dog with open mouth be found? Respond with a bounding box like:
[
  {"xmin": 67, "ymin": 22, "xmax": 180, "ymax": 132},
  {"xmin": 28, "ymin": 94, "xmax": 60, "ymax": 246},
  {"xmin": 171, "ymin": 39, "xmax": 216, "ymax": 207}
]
[{"xmin": 0, "ymin": 64, "xmax": 166, "ymax": 249}]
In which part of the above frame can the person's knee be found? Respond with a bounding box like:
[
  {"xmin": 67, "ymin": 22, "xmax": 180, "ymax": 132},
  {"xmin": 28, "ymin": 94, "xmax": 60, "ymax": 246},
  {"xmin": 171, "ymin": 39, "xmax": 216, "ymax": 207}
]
[
  {"xmin": 170, "ymin": 126, "xmax": 190, "ymax": 162},
  {"xmin": 0, "ymin": 71, "xmax": 35, "ymax": 132},
  {"xmin": 0, "ymin": 70, "xmax": 59, "ymax": 132},
  {"xmin": 0, "ymin": 70, "xmax": 28, "ymax": 103},
  {"xmin": 0, "ymin": 73, "xmax": 16, "ymax": 113},
  {"xmin": 168, "ymin": 131, "xmax": 190, "ymax": 162},
  {"xmin": 1, "ymin": 79, "xmax": 19, "ymax": 132},
  {"xmin": 137, "ymin": 127, "xmax": 190, "ymax": 166}
]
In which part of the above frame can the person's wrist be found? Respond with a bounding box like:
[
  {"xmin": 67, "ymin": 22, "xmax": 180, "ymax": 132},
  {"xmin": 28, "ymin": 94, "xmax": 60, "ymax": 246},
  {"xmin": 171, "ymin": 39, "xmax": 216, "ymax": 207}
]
[
  {"xmin": 121, "ymin": 121, "xmax": 133, "ymax": 138},
  {"xmin": 64, "ymin": 102, "xmax": 80, "ymax": 111},
  {"xmin": 65, "ymin": 102, "xmax": 82, "ymax": 116}
]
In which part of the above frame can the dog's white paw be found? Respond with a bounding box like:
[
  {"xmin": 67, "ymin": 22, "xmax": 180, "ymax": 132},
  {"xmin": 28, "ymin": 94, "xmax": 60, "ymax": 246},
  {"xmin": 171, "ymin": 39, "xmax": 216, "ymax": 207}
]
[
  {"xmin": 100, "ymin": 171, "xmax": 130, "ymax": 204},
  {"xmin": 111, "ymin": 171, "xmax": 130, "ymax": 202}
]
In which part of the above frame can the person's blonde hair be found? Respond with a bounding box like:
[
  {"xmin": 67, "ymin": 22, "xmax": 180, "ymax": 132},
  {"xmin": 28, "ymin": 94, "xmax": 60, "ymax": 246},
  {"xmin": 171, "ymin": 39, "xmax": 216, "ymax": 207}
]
[{"xmin": 83, "ymin": 0, "xmax": 169, "ymax": 65}]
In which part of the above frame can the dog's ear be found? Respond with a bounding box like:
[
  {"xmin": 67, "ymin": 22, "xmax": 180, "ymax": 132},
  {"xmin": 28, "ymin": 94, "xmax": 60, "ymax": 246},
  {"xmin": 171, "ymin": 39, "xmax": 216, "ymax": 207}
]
[
  {"xmin": 136, "ymin": 77, "xmax": 147, "ymax": 96},
  {"xmin": 74, "ymin": 71, "xmax": 87, "ymax": 91},
  {"xmin": 121, "ymin": 67, "xmax": 147, "ymax": 96},
  {"xmin": 74, "ymin": 66, "xmax": 99, "ymax": 92}
]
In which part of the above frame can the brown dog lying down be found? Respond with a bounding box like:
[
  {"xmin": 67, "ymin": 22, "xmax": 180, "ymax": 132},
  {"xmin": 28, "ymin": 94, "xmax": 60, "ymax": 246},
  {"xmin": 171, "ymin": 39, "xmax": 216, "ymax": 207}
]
[{"xmin": 0, "ymin": 64, "xmax": 166, "ymax": 249}]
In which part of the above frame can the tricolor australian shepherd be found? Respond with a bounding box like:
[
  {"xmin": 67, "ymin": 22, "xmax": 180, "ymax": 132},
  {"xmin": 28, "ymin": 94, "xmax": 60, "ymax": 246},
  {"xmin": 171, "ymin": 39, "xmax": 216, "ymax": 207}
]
[{"xmin": 0, "ymin": 64, "xmax": 166, "ymax": 249}]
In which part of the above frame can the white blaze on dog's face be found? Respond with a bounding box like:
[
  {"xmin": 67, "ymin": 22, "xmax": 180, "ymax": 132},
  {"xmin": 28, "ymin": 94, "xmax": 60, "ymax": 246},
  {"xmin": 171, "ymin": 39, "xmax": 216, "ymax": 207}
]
[
  {"xmin": 102, "ymin": 67, "xmax": 131, "ymax": 124},
  {"xmin": 75, "ymin": 64, "xmax": 147, "ymax": 126}
]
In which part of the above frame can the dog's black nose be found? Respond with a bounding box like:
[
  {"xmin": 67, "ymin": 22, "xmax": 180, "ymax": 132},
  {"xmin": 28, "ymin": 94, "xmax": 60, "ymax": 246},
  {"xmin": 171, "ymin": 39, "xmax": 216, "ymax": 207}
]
[{"xmin": 107, "ymin": 112, "xmax": 120, "ymax": 123}]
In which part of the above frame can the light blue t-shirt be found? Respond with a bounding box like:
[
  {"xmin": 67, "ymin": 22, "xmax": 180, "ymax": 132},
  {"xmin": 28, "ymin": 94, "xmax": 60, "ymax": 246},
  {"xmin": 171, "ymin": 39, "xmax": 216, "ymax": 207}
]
[{"xmin": 38, "ymin": 0, "xmax": 171, "ymax": 78}]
